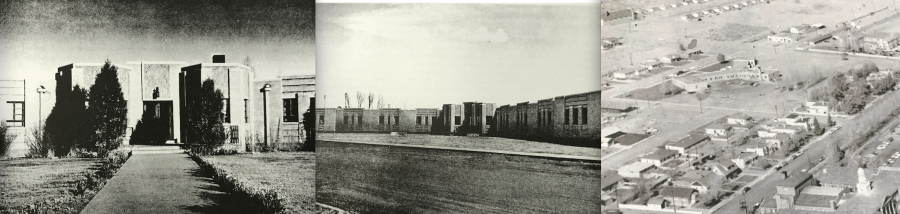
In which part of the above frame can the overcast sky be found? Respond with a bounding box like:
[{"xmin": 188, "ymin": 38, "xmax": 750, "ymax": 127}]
[
  {"xmin": 316, "ymin": 4, "xmax": 600, "ymax": 109},
  {"xmin": 0, "ymin": 0, "xmax": 314, "ymax": 128}
]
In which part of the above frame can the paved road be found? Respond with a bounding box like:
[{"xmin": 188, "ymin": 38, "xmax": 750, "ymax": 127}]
[
  {"xmin": 316, "ymin": 140, "xmax": 602, "ymax": 214},
  {"xmin": 80, "ymin": 153, "xmax": 240, "ymax": 214}
]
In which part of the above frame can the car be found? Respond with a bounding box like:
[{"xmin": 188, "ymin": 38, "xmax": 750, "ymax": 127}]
[
  {"xmin": 878, "ymin": 145, "xmax": 887, "ymax": 150},
  {"xmin": 682, "ymin": 2, "xmax": 689, "ymax": 5},
  {"xmin": 751, "ymin": 82, "xmax": 759, "ymax": 86}
]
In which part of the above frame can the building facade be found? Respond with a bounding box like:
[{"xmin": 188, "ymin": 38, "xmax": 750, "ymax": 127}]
[
  {"xmin": 0, "ymin": 79, "xmax": 26, "ymax": 157},
  {"xmin": 494, "ymin": 90, "xmax": 599, "ymax": 142},
  {"xmin": 55, "ymin": 55, "xmax": 313, "ymax": 150}
]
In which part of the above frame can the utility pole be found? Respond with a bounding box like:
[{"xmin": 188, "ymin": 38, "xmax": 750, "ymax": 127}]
[{"xmin": 775, "ymin": 105, "xmax": 778, "ymax": 117}]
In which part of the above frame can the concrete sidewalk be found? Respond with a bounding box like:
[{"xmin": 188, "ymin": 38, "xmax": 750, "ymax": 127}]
[{"xmin": 80, "ymin": 153, "xmax": 233, "ymax": 214}]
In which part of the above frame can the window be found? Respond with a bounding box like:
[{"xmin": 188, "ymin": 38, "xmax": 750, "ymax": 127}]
[
  {"xmin": 582, "ymin": 106, "xmax": 588, "ymax": 125},
  {"xmin": 357, "ymin": 116, "xmax": 362, "ymax": 125},
  {"xmin": 537, "ymin": 111, "xmax": 542, "ymax": 126},
  {"xmin": 394, "ymin": 116, "xmax": 399, "ymax": 125},
  {"xmin": 547, "ymin": 112, "xmax": 552, "ymax": 126},
  {"xmin": 283, "ymin": 98, "xmax": 298, "ymax": 122},
  {"xmin": 318, "ymin": 115, "xmax": 324, "ymax": 125},
  {"xmin": 524, "ymin": 113, "xmax": 527, "ymax": 125},
  {"xmin": 573, "ymin": 107, "xmax": 579, "ymax": 125},
  {"xmin": 417, "ymin": 116, "xmax": 422, "ymax": 125},
  {"xmin": 426, "ymin": 116, "xmax": 430, "ymax": 125},
  {"xmin": 223, "ymin": 98, "xmax": 231, "ymax": 123},
  {"xmin": 154, "ymin": 103, "xmax": 161, "ymax": 118},
  {"xmin": 454, "ymin": 116, "xmax": 461, "ymax": 125},
  {"xmin": 344, "ymin": 115, "xmax": 349, "ymax": 125},
  {"xmin": 380, "ymin": 115, "xmax": 385, "ymax": 124},
  {"xmin": 8, "ymin": 102, "xmax": 24, "ymax": 127},
  {"xmin": 485, "ymin": 116, "xmax": 493, "ymax": 126},
  {"xmin": 244, "ymin": 99, "xmax": 249, "ymax": 123},
  {"xmin": 387, "ymin": 115, "xmax": 391, "ymax": 125},
  {"xmin": 564, "ymin": 108, "xmax": 570, "ymax": 125}
]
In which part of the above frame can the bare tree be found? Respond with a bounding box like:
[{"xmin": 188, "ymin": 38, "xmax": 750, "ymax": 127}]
[
  {"xmin": 368, "ymin": 92, "xmax": 375, "ymax": 109},
  {"xmin": 377, "ymin": 95, "xmax": 384, "ymax": 109},
  {"xmin": 356, "ymin": 91, "xmax": 364, "ymax": 108}
]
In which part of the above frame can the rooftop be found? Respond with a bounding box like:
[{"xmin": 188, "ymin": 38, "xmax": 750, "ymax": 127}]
[
  {"xmin": 795, "ymin": 193, "xmax": 837, "ymax": 208},
  {"xmin": 674, "ymin": 76, "xmax": 706, "ymax": 84},
  {"xmin": 659, "ymin": 186, "xmax": 696, "ymax": 198},
  {"xmin": 669, "ymin": 133, "xmax": 709, "ymax": 148},
  {"xmin": 619, "ymin": 161, "xmax": 656, "ymax": 172},
  {"xmin": 706, "ymin": 123, "xmax": 729, "ymax": 130},
  {"xmin": 786, "ymin": 113, "xmax": 799, "ymax": 119},
  {"xmin": 601, "ymin": 9, "xmax": 634, "ymax": 21},
  {"xmin": 776, "ymin": 171, "xmax": 813, "ymax": 188},
  {"xmin": 613, "ymin": 133, "xmax": 651, "ymax": 146},
  {"xmin": 815, "ymin": 165, "xmax": 859, "ymax": 185},
  {"xmin": 760, "ymin": 197, "xmax": 777, "ymax": 208},
  {"xmin": 601, "ymin": 172, "xmax": 625, "ymax": 188},
  {"xmin": 641, "ymin": 149, "xmax": 679, "ymax": 161},
  {"xmin": 801, "ymin": 186, "xmax": 846, "ymax": 196}
]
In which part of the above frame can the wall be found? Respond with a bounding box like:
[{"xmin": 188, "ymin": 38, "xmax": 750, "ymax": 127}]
[
  {"xmin": 0, "ymin": 80, "xmax": 26, "ymax": 157},
  {"xmin": 495, "ymin": 90, "xmax": 600, "ymax": 144}
]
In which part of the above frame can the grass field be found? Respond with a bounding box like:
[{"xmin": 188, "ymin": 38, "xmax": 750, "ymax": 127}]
[
  {"xmin": 319, "ymin": 133, "xmax": 602, "ymax": 158},
  {"xmin": 0, "ymin": 158, "xmax": 102, "ymax": 213},
  {"xmin": 615, "ymin": 80, "xmax": 684, "ymax": 101},
  {"xmin": 202, "ymin": 152, "xmax": 316, "ymax": 213}
]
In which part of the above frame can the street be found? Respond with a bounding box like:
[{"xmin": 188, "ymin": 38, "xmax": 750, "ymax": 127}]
[{"xmin": 316, "ymin": 140, "xmax": 602, "ymax": 214}]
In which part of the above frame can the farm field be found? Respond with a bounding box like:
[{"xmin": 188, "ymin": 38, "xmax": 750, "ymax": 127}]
[
  {"xmin": 319, "ymin": 133, "xmax": 602, "ymax": 158},
  {"xmin": 202, "ymin": 152, "xmax": 316, "ymax": 213},
  {"xmin": 0, "ymin": 158, "xmax": 102, "ymax": 213}
]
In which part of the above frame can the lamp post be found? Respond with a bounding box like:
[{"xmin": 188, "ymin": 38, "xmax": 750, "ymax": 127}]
[
  {"xmin": 37, "ymin": 86, "xmax": 48, "ymax": 128},
  {"xmin": 260, "ymin": 84, "xmax": 272, "ymax": 147}
]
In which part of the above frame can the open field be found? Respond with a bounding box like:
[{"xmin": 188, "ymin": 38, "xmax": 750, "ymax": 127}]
[
  {"xmin": 317, "ymin": 141, "xmax": 601, "ymax": 213},
  {"xmin": 319, "ymin": 133, "xmax": 602, "ymax": 158},
  {"xmin": 614, "ymin": 80, "xmax": 684, "ymax": 101},
  {"xmin": 202, "ymin": 152, "xmax": 316, "ymax": 213},
  {"xmin": 0, "ymin": 158, "xmax": 102, "ymax": 213}
]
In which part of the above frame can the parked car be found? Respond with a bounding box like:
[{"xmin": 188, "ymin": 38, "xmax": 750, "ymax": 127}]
[{"xmin": 751, "ymin": 82, "xmax": 759, "ymax": 86}]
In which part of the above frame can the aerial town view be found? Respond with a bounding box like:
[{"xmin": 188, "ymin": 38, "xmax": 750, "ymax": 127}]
[{"xmin": 602, "ymin": 0, "xmax": 900, "ymax": 213}]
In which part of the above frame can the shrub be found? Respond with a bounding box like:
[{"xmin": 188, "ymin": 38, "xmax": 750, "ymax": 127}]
[
  {"xmin": 300, "ymin": 106, "xmax": 315, "ymax": 151},
  {"xmin": 130, "ymin": 108, "xmax": 169, "ymax": 145},
  {"xmin": 190, "ymin": 154, "xmax": 286, "ymax": 213},
  {"xmin": 1, "ymin": 122, "xmax": 17, "ymax": 158},
  {"xmin": 44, "ymin": 85, "xmax": 90, "ymax": 157},
  {"xmin": 71, "ymin": 150, "xmax": 131, "ymax": 196},
  {"xmin": 25, "ymin": 125, "xmax": 52, "ymax": 158},
  {"xmin": 184, "ymin": 79, "xmax": 226, "ymax": 152}
]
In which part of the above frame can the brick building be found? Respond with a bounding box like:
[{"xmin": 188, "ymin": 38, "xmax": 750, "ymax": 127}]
[{"xmin": 493, "ymin": 90, "xmax": 599, "ymax": 142}]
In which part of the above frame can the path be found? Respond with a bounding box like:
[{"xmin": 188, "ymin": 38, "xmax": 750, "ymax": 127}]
[{"xmin": 80, "ymin": 152, "xmax": 235, "ymax": 214}]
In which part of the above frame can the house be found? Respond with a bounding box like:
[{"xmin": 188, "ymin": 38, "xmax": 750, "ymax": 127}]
[
  {"xmin": 618, "ymin": 161, "xmax": 657, "ymax": 178},
  {"xmin": 689, "ymin": 172, "xmax": 723, "ymax": 194},
  {"xmin": 768, "ymin": 33, "xmax": 800, "ymax": 43},
  {"xmin": 601, "ymin": 127, "xmax": 625, "ymax": 146},
  {"xmin": 765, "ymin": 133, "xmax": 792, "ymax": 147},
  {"xmin": 601, "ymin": 9, "xmax": 635, "ymax": 26},
  {"xmin": 761, "ymin": 122, "xmax": 804, "ymax": 135},
  {"xmin": 868, "ymin": 71, "xmax": 891, "ymax": 82},
  {"xmin": 659, "ymin": 52, "xmax": 688, "ymax": 63},
  {"xmin": 758, "ymin": 197, "xmax": 778, "ymax": 214},
  {"xmin": 726, "ymin": 113, "xmax": 752, "ymax": 125},
  {"xmin": 790, "ymin": 24, "xmax": 815, "ymax": 34},
  {"xmin": 705, "ymin": 123, "xmax": 732, "ymax": 138},
  {"xmin": 731, "ymin": 152, "xmax": 760, "ymax": 169},
  {"xmin": 806, "ymin": 101, "xmax": 830, "ymax": 115},
  {"xmin": 740, "ymin": 139, "xmax": 774, "ymax": 156},
  {"xmin": 601, "ymin": 102, "xmax": 636, "ymax": 113},
  {"xmin": 711, "ymin": 159, "xmax": 741, "ymax": 179},
  {"xmin": 794, "ymin": 186, "xmax": 849, "ymax": 212},
  {"xmin": 601, "ymin": 172, "xmax": 625, "ymax": 194},
  {"xmin": 640, "ymin": 149, "xmax": 679, "ymax": 166},
  {"xmin": 613, "ymin": 69, "xmax": 639, "ymax": 79},
  {"xmin": 815, "ymin": 165, "xmax": 861, "ymax": 192},
  {"xmin": 775, "ymin": 172, "xmax": 816, "ymax": 209},
  {"xmin": 659, "ymin": 186, "xmax": 699, "ymax": 207},
  {"xmin": 666, "ymin": 133, "xmax": 709, "ymax": 154},
  {"xmin": 785, "ymin": 117, "xmax": 812, "ymax": 130},
  {"xmin": 647, "ymin": 197, "xmax": 668, "ymax": 209},
  {"xmin": 672, "ymin": 76, "xmax": 708, "ymax": 93}
]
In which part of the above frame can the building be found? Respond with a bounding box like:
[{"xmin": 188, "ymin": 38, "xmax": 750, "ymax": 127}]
[
  {"xmin": 726, "ymin": 113, "xmax": 752, "ymax": 126},
  {"xmin": 877, "ymin": 188, "xmax": 899, "ymax": 214},
  {"xmin": 861, "ymin": 32, "xmax": 899, "ymax": 51},
  {"xmin": 658, "ymin": 186, "xmax": 698, "ymax": 207},
  {"xmin": 600, "ymin": 101, "xmax": 636, "ymax": 113},
  {"xmin": 601, "ymin": 127, "xmax": 625, "ymax": 146},
  {"xmin": 711, "ymin": 159, "xmax": 741, "ymax": 179},
  {"xmin": 601, "ymin": 9, "xmax": 635, "ymax": 26},
  {"xmin": 613, "ymin": 70, "xmax": 638, "ymax": 79},
  {"xmin": 868, "ymin": 71, "xmax": 892, "ymax": 82},
  {"xmin": 55, "ymin": 55, "xmax": 315, "ymax": 150},
  {"xmin": 768, "ymin": 33, "xmax": 801, "ymax": 43},
  {"xmin": 316, "ymin": 107, "xmax": 440, "ymax": 134},
  {"xmin": 666, "ymin": 133, "xmax": 709, "ymax": 154},
  {"xmin": 758, "ymin": 197, "xmax": 778, "ymax": 214},
  {"xmin": 705, "ymin": 123, "xmax": 732, "ymax": 139},
  {"xmin": 618, "ymin": 161, "xmax": 656, "ymax": 178},
  {"xmin": 602, "ymin": 37, "xmax": 622, "ymax": 50},
  {"xmin": 775, "ymin": 171, "xmax": 816, "ymax": 209},
  {"xmin": 0, "ymin": 79, "xmax": 25, "ymax": 157},
  {"xmin": 730, "ymin": 152, "xmax": 759, "ymax": 169},
  {"xmin": 816, "ymin": 165, "xmax": 861, "ymax": 192},
  {"xmin": 671, "ymin": 76, "xmax": 708, "ymax": 93},
  {"xmin": 601, "ymin": 172, "xmax": 625, "ymax": 194},
  {"xmin": 494, "ymin": 90, "xmax": 600, "ymax": 142},
  {"xmin": 807, "ymin": 33, "xmax": 834, "ymax": 46},
  {"xmin": 690, "ymin": 172, "xmax": 722, "ymax": 194},
  {"xmin": 806, "ymin": 101, "xmax": 830, "ymax": 115},
  {"xmin": 640, "ymin": 149, "xmax": 679, "ymax": 166},
  {"xmin": 789, "ymin": 24, "xmax": 815, "ymax": 34},
  {"xmin": 794, "ymin": 186, "xmax": 848, "ymax": 211}
]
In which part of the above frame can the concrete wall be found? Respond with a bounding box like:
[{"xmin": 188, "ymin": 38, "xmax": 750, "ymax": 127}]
[
  {"xmin": 0, "ymin": 80, "xmax": 26, "ymax": 157},
  {"xmin": 495, "ymin": 90, "xmax": 600, "ymax": 143},
  {"xmin": 316, "ymin": 107, "xmax": 442, "ymax": 133}
]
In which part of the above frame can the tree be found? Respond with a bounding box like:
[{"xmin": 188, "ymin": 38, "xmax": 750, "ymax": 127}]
[
  {"xmin": 367, "ymin": 92, "xmax": 375, "ymax": 109},
  {"xmin": 812, "ymin": 117, "xmax": 824, "ymax": 135},
  {"xmin": 827, "ymin": 113, "xmax": 835, "ymax": 127},
  {"xmin": 356, "ymin": 91, "xmax": 364, "ymax": 108},
  {"xmin": 44, "ymin": 86, "xmax": 90, "ymax": 157},
  {"xmin": 185, "ymin": 79, "xmax": 227, "ymax": 153},
  {"xmin": 679, "ymin": 44, "xmax": 687, "ymax": 51},
  {"xmin": 130, "ymin": 104, "xmax": 169, "ymax": 145},
  {"xmin": 687, "ymin": 39, "xmax": 698, "ymax": 49},
  {"xmin": 701, "ymin": 175, "xmax": 725, "ymax": 206},
  {"xmin": 696, "ymin": 91, "xmax": 710, "ymax": 112},
  {"xmin": 717, "ymin": 53, "xmax": 726, "ymax": 63},
  {"xmin": 87, "ymin": 61, "xmax": 128, "ymax": 157},
  {"xmin": 377, "ymin": 95, "xmax": 384, "ymax": 109}
]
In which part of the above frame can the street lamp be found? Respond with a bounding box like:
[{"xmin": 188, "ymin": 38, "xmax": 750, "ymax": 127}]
[
  {"xmin": 260, "ymin": 84, "xmax": 272, "ymax": 146},
  {"xmin": 36, "ymin": 85, "xmax": 48, "ymax": 128}
]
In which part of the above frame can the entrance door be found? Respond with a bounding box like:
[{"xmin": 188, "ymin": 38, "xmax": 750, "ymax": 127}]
[{"xmin": 144, "ymin": 101, "xmax": 174, "ymax": 140}]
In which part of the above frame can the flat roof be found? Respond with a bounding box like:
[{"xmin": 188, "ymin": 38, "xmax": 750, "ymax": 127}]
[
  {"xmin": 619, "ymin": 161, "xmax": 655, "ymax": 172},
  {"xmin": 601, "ymin": 173, "xmax": 625, "ymax": 188},
  {"xmin": 614, "ymin": 133, "xmax": 651, "ymax": 146},
  {"xmin": 776, "ymin": 171, "xmax": 812, "ymax": 188},
  {"xmin": 641, "ymin": 149, "xmax": 679, "ymax": 161},
  {"xmin": 669, "ymin": 133, "xmax": 708, "ymax": 148},
  {"xmin": 674, "ymin": 76, "xmax": 706, "ymax": 84},
  {"xmin": 801, "ymin": 186, "xmax": 846, "ymax": 196},
  {"xmin": 816, "ymin": 165, "xmax": 859, "ymax": 185},
  {"xmin": 795, "ymin": 193, "xmax": 838, "ymax": 208},
  {"xmin": 728, "ymin": 113, "xmax": 751, "ymax": 120},
  {"xmin": 659, "ymin": 186, "xmax": 696, "ymax": 198},
  {"xmin": 602, "ymin": 9, "xmax": 634, "ymax": 21}
]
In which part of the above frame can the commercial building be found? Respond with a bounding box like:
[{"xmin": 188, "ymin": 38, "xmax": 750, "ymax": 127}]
[
  {"xmin": 494, "ymin": 90, "xmax": 599, "ymax": 142},
  {"xmin": 618, "ymin": 161, "xmax": 656, "ymax": 178},
  {"xmin": 775, "ymin": 172, "xmax": 816, "ymax": 209}
]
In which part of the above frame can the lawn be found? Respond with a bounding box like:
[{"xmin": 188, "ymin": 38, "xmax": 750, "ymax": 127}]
[
  {"xmin": 319, "ymin": 133, "xmax": 602, "ymax": 158},
  {"xmin": 0, "ymin": 158, "xmax": 103, "ymax": 213},
  {"xmin": 614, "ymin": 80, "xmax": 684, "ymax": 101},
  {"xmin": 202, "ymin": 152, "xmax": 316, "ymax": 213}
]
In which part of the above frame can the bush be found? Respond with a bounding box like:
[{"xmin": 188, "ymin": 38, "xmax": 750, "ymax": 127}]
[
  {"xmin": 184, "ymin": 79, "xmax": 226, "ymax": 149},
  {"xmin": 71, "ymin": 150, "xmax": 131, "ymax": 195},
  {"xmin": 190, "ymin": 154, "xmax": 286, "ymax": 213},
  {"xmin": 1, "ymin": 122, "xmax": 17, "ymax": 158},
  {"xmin": 25, "ymin": 125, "xmax": 52, "ymax": 158},
  {"xmin": 45, "ymin": 86, "xmax": 90, "ymax": 157},
  {"xmin": 86, "ymin": 61, "xmax": 129, "ymax": 156},
  {"xmin": 300, "ymin": 105, "xmax": 315, "ymax": 151}
]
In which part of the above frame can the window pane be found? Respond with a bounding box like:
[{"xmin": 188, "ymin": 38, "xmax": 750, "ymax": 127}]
[
  {"xmin": 454, "ymin": 116, "xmax": 461, "ymax": 125},
  {"xmin": 395, "ymin": 116, "xmax": 399, "ymax": 125},
  {"xmin": 582, "ymin": 107, "xmax": 588, "ymax": 125},
  {"xmin": 573, "ymin": 108, "xmax": 579, "ymax": 125},
  {"xmin": 417, "ymin": 116, "xmax": 422, "ymax": 125},
  {"xmin": 564, "ymin": 108, "xmax": 570, "ymax": 125}
]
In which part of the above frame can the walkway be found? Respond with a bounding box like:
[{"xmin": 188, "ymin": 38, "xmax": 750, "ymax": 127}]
[{"xmin": 80, "ymin": 152, "xmax": 234, "ymax": 214}]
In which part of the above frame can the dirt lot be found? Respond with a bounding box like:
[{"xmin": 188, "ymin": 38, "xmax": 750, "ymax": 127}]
[{"xmin": 615, "ymin": 80, "xmax": 685, "ymax": 101}]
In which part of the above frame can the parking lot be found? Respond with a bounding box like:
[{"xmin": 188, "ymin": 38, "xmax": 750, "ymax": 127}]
[{"xmin": 858, "ymin": 125, "xmax": 900, "ymax": 167}]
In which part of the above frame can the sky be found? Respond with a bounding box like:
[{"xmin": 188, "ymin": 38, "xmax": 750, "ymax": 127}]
[
  {"xmin": 0, "ymin": 0, "xmax": 315, "ymax": 128},
  {"xmin": 316, "ymin": 3, "xmax": 600, "ymax": 109}
]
